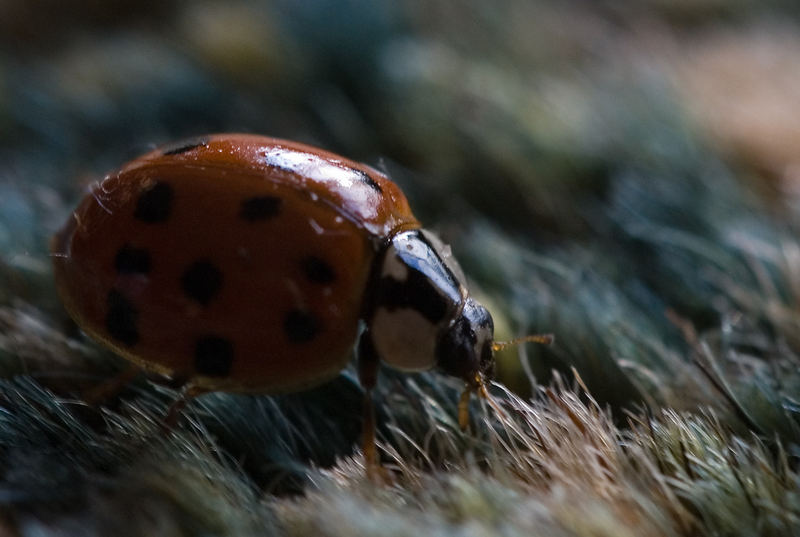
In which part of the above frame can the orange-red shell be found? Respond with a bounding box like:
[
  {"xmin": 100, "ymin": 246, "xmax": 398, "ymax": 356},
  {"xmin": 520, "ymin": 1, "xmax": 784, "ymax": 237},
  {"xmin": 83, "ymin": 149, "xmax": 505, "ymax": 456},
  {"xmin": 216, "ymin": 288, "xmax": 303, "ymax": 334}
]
[{"xmin": 52, "ymin": 134, "xmax": 419, "ymax": 393}]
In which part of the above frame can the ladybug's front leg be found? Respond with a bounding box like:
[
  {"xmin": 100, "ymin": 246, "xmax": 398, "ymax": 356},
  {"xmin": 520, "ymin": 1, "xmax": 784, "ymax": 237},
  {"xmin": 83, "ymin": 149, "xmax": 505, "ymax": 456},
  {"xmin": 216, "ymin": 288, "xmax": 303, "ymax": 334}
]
[{"xmin": 357, "ymin": 329, "xmax": 380, "ymax": 479}]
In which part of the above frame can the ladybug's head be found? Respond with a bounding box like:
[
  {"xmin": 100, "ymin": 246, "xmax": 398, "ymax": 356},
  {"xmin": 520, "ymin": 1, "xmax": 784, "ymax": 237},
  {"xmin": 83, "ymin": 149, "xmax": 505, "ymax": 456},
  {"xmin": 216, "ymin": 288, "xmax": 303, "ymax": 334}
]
[
  {"xmin": 366, "ymin": 228, "xmax": 551, "ymax": 429},
  {"xmin": 435, "ymin": 297, "xmax": 495, "ymax": 386}
]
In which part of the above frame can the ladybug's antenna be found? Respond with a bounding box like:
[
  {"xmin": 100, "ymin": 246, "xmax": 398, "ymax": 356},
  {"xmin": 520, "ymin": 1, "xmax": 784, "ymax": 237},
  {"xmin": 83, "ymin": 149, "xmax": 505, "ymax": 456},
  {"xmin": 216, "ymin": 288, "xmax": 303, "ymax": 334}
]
[
  {"xmin": 492, "ymin": 333, "xmax": 554, "ymax": 352},
  {"xmin": 458, "ymin": 334, "xmax": 554, "ymax": 430}
]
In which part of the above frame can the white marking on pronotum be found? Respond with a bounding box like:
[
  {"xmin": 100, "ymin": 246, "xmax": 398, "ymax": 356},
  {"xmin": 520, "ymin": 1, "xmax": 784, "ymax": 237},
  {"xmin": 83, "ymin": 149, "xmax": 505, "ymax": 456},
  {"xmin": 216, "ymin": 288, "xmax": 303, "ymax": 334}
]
[
  {"xmin": 381, "ymin": 250, "xmax": 409, "ymax": 280},
  {"xmin": 371, "ymin": 307, "xmax": 439, "ymax": 371}
]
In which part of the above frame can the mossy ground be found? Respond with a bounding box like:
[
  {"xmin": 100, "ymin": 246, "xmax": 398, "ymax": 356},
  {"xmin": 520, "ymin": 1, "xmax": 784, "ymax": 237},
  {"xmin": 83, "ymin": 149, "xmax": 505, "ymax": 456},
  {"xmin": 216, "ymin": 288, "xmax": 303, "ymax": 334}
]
[{"xmin": 1, "ymin": 1, "xmax": 800, "ymax": 535}]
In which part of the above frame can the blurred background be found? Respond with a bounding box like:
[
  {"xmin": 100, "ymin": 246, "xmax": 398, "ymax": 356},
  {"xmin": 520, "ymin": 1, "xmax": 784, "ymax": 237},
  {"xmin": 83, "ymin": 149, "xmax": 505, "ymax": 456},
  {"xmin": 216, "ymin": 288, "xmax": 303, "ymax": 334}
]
[{"xmin": 1, "ymin": 0, "xmax": 800, "ymax": 531}]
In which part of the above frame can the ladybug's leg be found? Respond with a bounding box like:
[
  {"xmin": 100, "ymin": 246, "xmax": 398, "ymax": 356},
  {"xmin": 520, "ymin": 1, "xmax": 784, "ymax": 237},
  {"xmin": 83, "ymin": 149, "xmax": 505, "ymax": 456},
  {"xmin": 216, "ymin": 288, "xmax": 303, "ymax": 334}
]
[
  {"xmin": 162, "ymin": 383, "xmax": 209, "ymax": 431},
  {"xmin": 458, "ymin": 385, "xmax": 473, "ymax": 431},
  {"xmin": 82, "ymin": 365, "xmax": 142, "ymax": 405},
  {"xmin": 357, "ymin": 330, "xmax": 380, "ymax": 478}
]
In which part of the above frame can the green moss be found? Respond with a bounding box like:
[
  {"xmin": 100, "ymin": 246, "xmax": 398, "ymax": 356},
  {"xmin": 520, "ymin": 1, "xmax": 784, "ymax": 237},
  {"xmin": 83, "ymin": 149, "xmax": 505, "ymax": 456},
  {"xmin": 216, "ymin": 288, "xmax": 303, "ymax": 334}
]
[{"xmin": 1, "ymin": 0, "xmax": 799, "ymax": 535}]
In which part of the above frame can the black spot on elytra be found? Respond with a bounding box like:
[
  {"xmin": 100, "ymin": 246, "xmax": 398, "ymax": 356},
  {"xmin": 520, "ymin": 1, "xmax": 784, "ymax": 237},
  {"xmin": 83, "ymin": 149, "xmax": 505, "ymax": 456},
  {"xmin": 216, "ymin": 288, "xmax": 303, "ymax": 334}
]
[
  {"xmin": 284, "ymin": 310, "xmax": 320, "ymax": 343},
  {"xmin": 114, "ymin": 244, "xmax": 151, "ymax": 274},
  {"xmin": 106, "ymin": 289, "xmax": 139, "ymax": 346},
  {"xmin": 301, "ymin": 256, "xmax": 336, "ymax": 284},
  {"xmin": 353, "ymin": 169, "xmax": 383, "ymax": 193},
  {"xmin": 194, "ymin": 335, "xmax": 234, "ymax": 377},
  {"xmin": 161, "ymin": 137, "xmax": 209, "ymax": 156},
  {"xmin": 181, "ymin": 260, "xmax": 223, "ymax": 305},
  {"xmin": 134, "ymin": 181, "xmax": 174, "ymax": 223},
  {"xmin": 239, "ymin": 196, "xmax": 282, "ymax": 221}
]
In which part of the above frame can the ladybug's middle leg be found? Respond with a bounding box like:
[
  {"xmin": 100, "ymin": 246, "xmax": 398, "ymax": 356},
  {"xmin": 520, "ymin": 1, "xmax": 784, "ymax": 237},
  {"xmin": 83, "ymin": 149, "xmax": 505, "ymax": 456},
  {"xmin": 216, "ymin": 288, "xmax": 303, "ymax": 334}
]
[{"xmin": 357, "ymin": 330, "xmax": 380, "ymax": 479}]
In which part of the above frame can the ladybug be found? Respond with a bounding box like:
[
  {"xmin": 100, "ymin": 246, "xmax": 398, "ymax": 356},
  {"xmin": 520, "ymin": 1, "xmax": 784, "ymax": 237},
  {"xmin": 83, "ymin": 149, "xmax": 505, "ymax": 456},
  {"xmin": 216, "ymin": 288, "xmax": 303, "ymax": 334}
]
[{"xmin": 51, "ymin": 134, "xmax": 550, "ymax": 472}]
